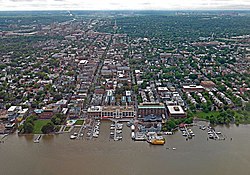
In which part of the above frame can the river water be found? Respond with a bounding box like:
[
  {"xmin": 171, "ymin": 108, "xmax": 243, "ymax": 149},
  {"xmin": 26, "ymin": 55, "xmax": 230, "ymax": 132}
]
[{"xmin": 1, "ymin": 121, "xmax": 250, "ymax": 175}]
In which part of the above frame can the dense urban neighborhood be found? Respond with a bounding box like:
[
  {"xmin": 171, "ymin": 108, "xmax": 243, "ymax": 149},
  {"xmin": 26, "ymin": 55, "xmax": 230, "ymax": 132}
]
[{"xmin": 0, "ymin": 11, "xmax": 249, "ymax": 143}]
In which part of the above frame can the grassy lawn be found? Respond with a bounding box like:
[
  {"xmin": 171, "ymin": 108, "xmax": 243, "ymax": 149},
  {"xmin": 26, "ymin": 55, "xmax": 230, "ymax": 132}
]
[
  {"xmin": 195, "ymin": 110, "xmax": 250, "ymax": 124},
  {"xmin": 195, "ymin": 111, "xmax": 220, "ymax": 119},
  {"xmin": 33, "ymin": 120, "xmax": 51, "ymax": 134},
  {"xmin": 64, "ymin": 126, "xmax": 71, "ymax": 131},
  {"xmin": 74, "ymin": 120, "xmax": 84, "ymax": 125}
]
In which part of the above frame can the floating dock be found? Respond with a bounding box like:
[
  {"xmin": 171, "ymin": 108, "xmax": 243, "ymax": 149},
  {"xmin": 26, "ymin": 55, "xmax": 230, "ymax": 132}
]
[{"xmin": 33, "ymin": 135, "xmax": 42, "ymax": 143}]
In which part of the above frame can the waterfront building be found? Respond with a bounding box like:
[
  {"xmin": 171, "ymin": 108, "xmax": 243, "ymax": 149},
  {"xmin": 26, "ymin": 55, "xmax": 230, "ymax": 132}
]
[
  {"xmin": 87, "ymin": 106, "xmax": 135, "ymax": 119},
  {"xmin": 138, "ymin": 102, "xmax": 166, "ymax": 117},
  {"xmin": 166, "ymin": 105, "xmax": 186, "ymax": 118}
]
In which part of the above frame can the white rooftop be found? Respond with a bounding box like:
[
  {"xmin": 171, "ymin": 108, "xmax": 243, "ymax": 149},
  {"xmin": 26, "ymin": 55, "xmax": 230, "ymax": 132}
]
[{"xmin": 167, "ymin": 105, "xmax": 185, "ymax": 114}]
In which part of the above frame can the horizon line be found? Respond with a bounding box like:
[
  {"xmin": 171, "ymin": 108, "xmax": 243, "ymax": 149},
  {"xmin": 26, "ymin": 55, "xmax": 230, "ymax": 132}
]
[{"xmin": 0, "ymin": 9, "xmax": 250, "ymax": 12}]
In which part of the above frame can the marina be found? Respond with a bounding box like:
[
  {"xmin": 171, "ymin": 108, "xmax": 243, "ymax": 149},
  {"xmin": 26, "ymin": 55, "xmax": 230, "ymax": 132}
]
[
  {"xmin": 1, "ymin": 123, "xmax": 250, "ymax": 175},
  {"xmin": 110, "ymin": 122, "xmax": 123, "ymax": 141},
  {"xmin": 179, "ymin": 124, "xmax": 195, "ymax": 140},
  {"xmin": 207, "ymin": 127, "xmax": 225, "ymax": 140}
]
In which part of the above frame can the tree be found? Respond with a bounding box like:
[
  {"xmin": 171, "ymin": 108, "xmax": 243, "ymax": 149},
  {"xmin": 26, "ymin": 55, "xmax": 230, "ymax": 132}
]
[
  {"xmin": 24, "ymin": 122, "xmax": 34, "ymax": 133},
  {"xmin": 245, "ymin": 102, "xmax": 250, "ymax": 112},
  {"xmin": 41, "ymin": 122, "xmax": 55, "ymax": 134},
  {"xmin": 189, "ymin": 74, "xmax": 198, "ymax": 80},
  {"xmin": 165, "ymin": 119, "xmax": 176, "ymax": 131},
  {"xmin": 51, "ymin": 116, "xmax": 61, "ymax": 125}
]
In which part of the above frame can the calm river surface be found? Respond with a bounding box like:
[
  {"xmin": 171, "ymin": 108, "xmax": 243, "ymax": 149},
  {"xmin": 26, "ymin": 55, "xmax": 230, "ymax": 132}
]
[{"xmin": 1, "ymin": 121, "xmax": 250, "ymax": 175}]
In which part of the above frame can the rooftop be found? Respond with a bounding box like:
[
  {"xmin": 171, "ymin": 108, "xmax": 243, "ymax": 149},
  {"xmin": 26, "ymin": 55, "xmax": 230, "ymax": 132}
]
[{"xmin": 167, "ymin": 105, "xmax": 185, "ymax": 114}]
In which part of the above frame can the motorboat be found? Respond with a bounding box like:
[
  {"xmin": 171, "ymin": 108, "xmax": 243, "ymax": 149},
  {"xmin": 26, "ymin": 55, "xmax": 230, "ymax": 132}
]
[
  {"xmin": 116, "ymin": 130, "xmax": 122, "ymax": 134},
  {"xmin": 93, "ymin": 133, "xmax": 99, "ymax": 138},
  {"xmin": 70, "ymin": 135, "xmax": 77, "ymax": 139},
  {"xmin": 131, "ymin": 132, "xmax": 135, "ymax": 139},
  {"xmin": 131, "ymin": 125, "xmax": 135, "ymax": 131},
  {"xmin": 117, "ymin": 123, "xmax": 123, "ymax": 127},
  {"xmin": 116, "ymin": 125, "xmax": 123, "ymax": 130},
  {"xmin": 94, "ymin": 130, "xmax": 99, "ymax": 135},
  {"xmin": 209, "ymin": 134, "xmax": 214, "ymax": 139},
  {"xmin": 164, "ymin": 132, "xmax": 173, "ymax": 135},
  {"xmin": 127, "ymin": 122, "xmax": 132, "ymax": 127},
  {"xmin": 208, "ymin": 131, "xmax": 213, "ymax": 134}
]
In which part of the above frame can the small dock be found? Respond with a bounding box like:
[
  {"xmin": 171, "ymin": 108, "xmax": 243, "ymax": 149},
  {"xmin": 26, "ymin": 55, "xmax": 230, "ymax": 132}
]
[
  {"xmin": 33, "ymin": 134, "xmax": 42, "ymax": 143},
  {"xmin": 0, "ymin": 134, "xmax": 8, "ymax": 143},
  {"xmin": 180, "ymin": 125, "xmax": 194, "ymax": 139},
  {"xmin": 208, "ymin": 127, "xmax": 225, "ymax": 140},
  {"xmin": 77, "ymin": 123, "xmax": 85, "ymax": 139},
  {"xmin": 110, "ymin": 121, "xmax": 123, "ymax": 141}
]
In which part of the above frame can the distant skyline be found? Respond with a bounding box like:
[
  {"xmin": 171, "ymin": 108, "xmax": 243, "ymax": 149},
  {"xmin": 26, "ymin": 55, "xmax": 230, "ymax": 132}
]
[{"xmin": 0, "ymin": 0, "xmax": 250, "ymax": 11}]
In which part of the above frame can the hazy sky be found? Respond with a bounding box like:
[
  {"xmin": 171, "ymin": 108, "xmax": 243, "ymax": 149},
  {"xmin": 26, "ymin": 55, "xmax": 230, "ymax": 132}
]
[{"xmin": 0, "ymin": 0, "xmax": 250, "ymax": 11}]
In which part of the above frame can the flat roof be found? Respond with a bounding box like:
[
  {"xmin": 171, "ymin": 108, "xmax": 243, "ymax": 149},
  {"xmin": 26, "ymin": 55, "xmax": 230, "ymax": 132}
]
[
  {"xmin": 158, "ymin": 87, "xmax": 169, "ymax": 91},
  {"xmin": 167, "ymin": 106, "xmax": 185, "ymax": 114},
  {"xmin": 7, "ymin": 106, "xmax": 17, "ymax": 112},
  {"xmin": 183, "ymin": 85, "xmax": 204, "ymax": 89},
  {"xmin": 87, "ymin": 106, "xmax": 102, "ymax": 112},
  {"xmin": 138, "ymin": 102, "xmax": 165, "ymax": 109}
]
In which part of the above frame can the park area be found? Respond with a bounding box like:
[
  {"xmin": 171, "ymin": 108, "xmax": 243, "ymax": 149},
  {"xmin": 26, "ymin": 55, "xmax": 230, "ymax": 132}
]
[{"xmin": 33, "ymin": 120, "xmax": 51, "ymax": 134}]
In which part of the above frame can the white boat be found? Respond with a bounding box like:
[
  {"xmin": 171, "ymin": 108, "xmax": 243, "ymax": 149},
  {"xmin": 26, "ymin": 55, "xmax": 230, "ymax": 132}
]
[
  {"xmin": 110, "ymin": 126, "xmax": 115, "ymax": 130},
  {"xmin": 131, "ymin": 125, "xmax": 135, "ymax": 131},
  {"xmin": 110, "ymin": 132, "xmax": 114, "ymax": 135},
  {"xmin": 216, "ymin": 131, "xmax": 221, "ymax": 134},
  {"xmin": 113, "ymin": 135, "xmax": 122, "ymax": 141},
  {"xmin": 182, "ymin": 134, "xmax": 187, "ymax": 137},
  {"xmin": 117, "ymin": 136, "xmax": 122, "ymax": 139},
  {"xmin": 70, "ymin": 135, "xmax": 77, "ymax": 139},
  {"xmin": 172, "ymin": 148, "xmax": 176, "ymax": 150},
  {"xmin": 209, "ymin": 134, "xmax": 214, "ymax": 139},
  {"xmin": 116, "ymin": 130, "xmax": 122, "ymax": 134},
  {"xmin": 131, "ymin": 132, "xmax": 135, "ymax": 139},
  {"xmin": 116, "ymin": 125, "xmax": 123, "ymax": 130},
  {"xmin": 93, "ymin": 133, "xmax": 99, "ymax": 138},
  {"xmin": 164, "ymin": 132, "xmax": 173, "ymax": 135},
  {"xmin": 95, "ymin": 126, "xmax": 99, "ymax": 130}
]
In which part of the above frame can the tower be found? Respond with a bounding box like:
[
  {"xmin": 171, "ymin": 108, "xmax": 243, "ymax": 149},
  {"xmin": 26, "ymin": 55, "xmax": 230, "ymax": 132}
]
[{"xmin": 113, "ymin": 20, "xmax": 118, "ymax": 33}]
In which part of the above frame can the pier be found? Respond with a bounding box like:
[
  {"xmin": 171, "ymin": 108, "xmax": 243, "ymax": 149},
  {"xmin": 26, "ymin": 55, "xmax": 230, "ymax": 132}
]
[
  {"xmin": 77, "ymin": 123, "xmax": 85, "ymax": 139},
  {"xmin": 33, "ymin": 134, "xmax": 42, "ymax": 143},
  {"xmin": 111, "ymin": 121, "xmax": 123, "ymax": 141},
  {"xmin": 208, "ymin": 127, "xmax": 225, "ymax": 140},
  {"xmin": 180, "ymin": 125, "xmax": 194, "ymax": 139},
  {"xmin": 0, "ymin": 134, "xmax": 8, "ymax": 143}
]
